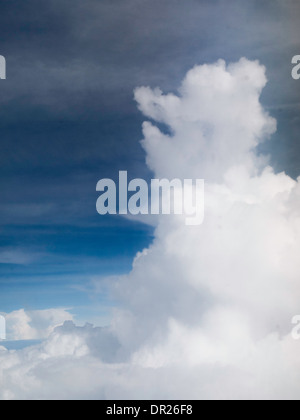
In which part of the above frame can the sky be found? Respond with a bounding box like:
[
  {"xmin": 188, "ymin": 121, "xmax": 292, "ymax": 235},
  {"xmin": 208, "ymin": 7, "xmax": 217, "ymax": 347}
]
[
  {"xmin": 0, "ymin": 0, "xmax": 299, "ymax": 319},
  {"xmin": 0, "ymin": 0, "xmax": 300, "ymax": 400}
]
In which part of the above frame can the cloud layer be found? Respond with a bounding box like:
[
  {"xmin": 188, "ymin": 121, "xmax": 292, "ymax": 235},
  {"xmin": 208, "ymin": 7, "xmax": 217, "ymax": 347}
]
[
  {"xmin": 4, "ymin": 309, "xmax": 73, "ymax": 341},
  {"xmin": 1, "ymin": 58, "xmax": 300, "ymax": 400}
]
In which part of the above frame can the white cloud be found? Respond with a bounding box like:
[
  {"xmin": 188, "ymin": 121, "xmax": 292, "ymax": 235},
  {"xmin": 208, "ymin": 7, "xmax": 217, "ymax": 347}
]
[
  {"xmin": 1, "ymin": 58, "xmax": 300, "ymax": 399},
  {"xmin": 5, "ymin": 309, "xmax": 73, "ymax": 341}
]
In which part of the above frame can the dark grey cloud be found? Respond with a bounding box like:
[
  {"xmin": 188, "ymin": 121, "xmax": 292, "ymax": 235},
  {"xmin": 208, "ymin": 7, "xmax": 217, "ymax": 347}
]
[{"xmin": 0, "ymin": 0, "xmax": 298, "ymax": 110}]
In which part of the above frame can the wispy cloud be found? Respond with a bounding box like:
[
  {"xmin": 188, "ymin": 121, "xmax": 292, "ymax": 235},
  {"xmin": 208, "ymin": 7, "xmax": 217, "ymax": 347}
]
[{"xmin": 0, "ymin": 249, "xmax": 43, "ymax": 265}]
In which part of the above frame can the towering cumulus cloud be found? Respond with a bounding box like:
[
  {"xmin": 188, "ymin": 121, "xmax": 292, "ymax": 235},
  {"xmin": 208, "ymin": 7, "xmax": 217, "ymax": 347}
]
[{"xmin": 1, "ymin": 58, "xmax": 300, "ymax": 400}]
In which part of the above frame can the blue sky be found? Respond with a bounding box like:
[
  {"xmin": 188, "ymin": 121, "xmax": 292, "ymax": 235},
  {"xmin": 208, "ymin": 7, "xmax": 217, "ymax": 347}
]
[{"xmin": 0, "ymin": 0, "xmax": 299, "ymax": 324}]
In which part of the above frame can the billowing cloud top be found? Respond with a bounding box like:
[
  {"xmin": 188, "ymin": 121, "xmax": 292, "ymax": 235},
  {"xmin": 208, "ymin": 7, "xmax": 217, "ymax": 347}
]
[
  {"xmin": 1, "ymin": 58, "xmax": 300, "ymax": 400},
  {"xmin": 135, "ymin": 58, "xmax": 276, "ymax": 181}
]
